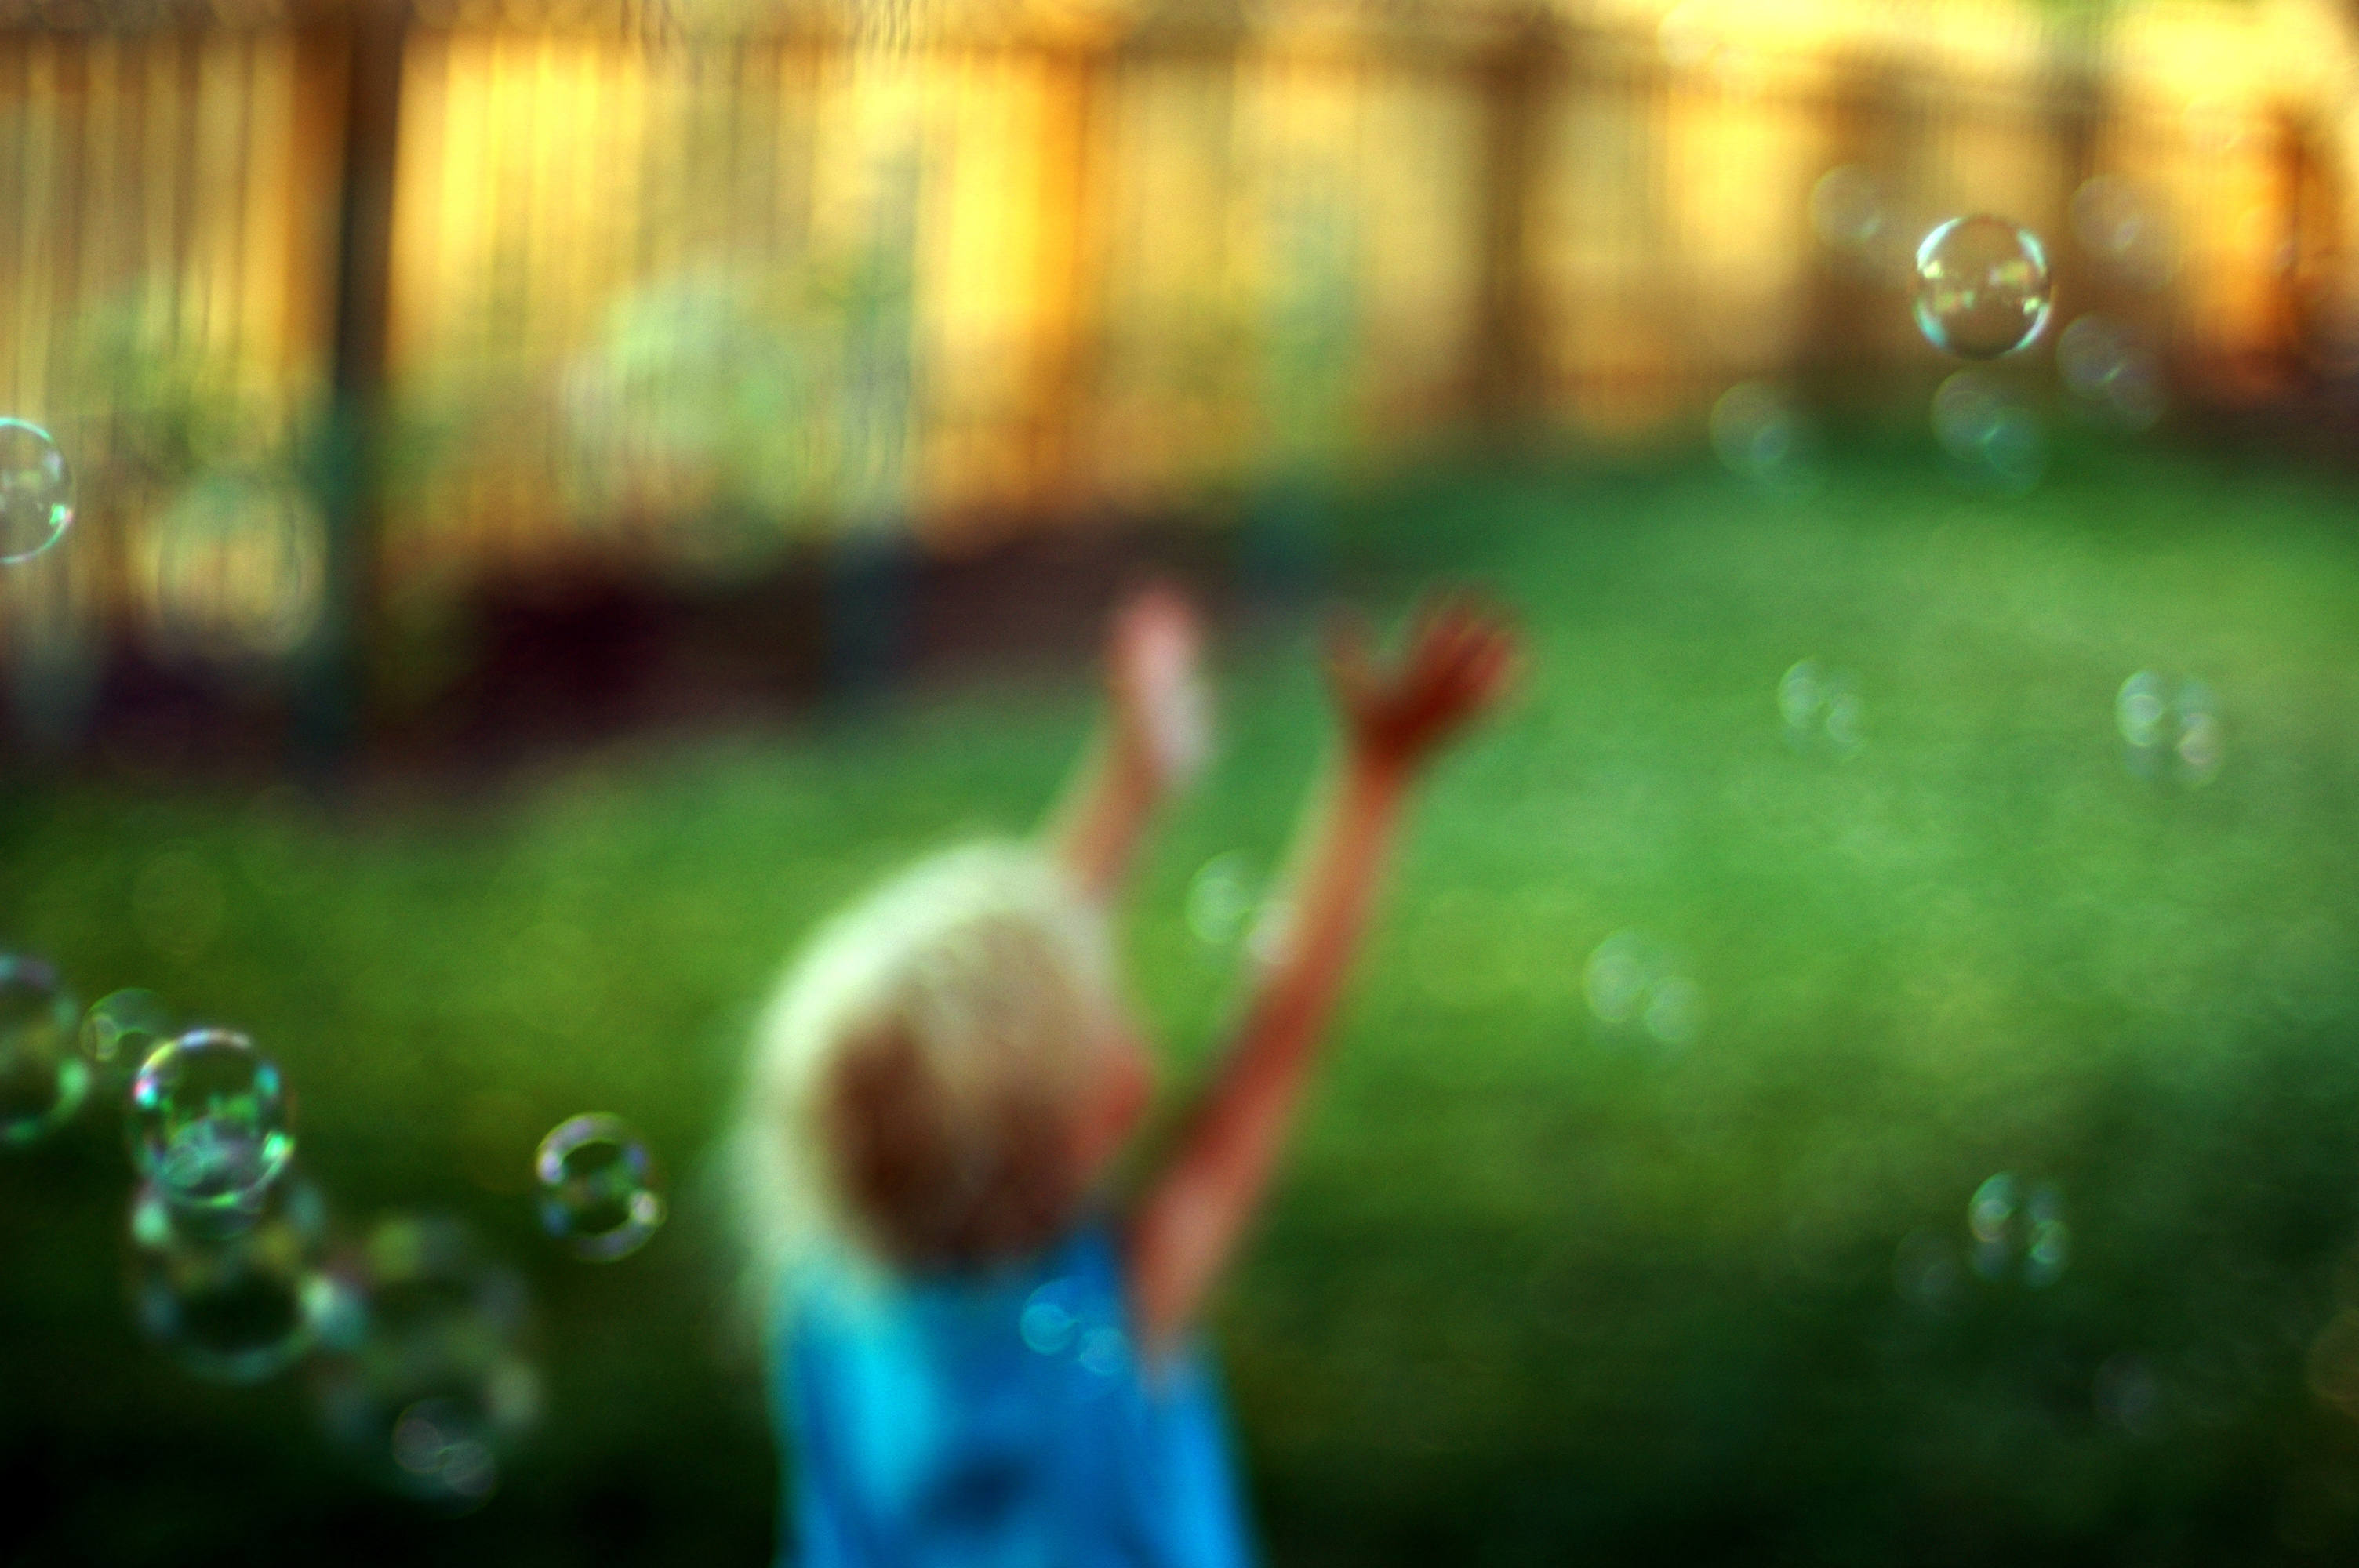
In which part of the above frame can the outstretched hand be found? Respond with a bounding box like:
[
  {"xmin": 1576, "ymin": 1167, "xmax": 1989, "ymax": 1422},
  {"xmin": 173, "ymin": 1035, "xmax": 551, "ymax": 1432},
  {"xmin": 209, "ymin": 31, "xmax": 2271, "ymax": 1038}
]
[
  {"xmin": 1107, "ymin": 583, "xmax": 1212, "ymax": 795},
  {"xmin": 1325, "ymin": 592, "xmax": 1521, "ymax": 781}
]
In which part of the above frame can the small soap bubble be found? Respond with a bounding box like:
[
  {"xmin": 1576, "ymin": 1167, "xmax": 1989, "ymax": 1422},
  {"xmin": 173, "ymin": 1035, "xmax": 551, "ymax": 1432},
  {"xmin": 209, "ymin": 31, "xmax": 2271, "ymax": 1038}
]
[
  {"xmin": 1778, "ymin": 659, "xmax": 1866, "ymax": 757},
  {"xmin": 0, "ymin": 419, "xmax": 74, "ymax": 564},
  {"xmin": 313, "ymin": 1214, "xmax": 540, "ymax": 1512},
  {"xmin": 2095, "ymin": 1352, "xmax": 2164, "ymax": 1438},
  {"xmin": 2117, "ymin": 670, "xmax": 2224, "ymax": 786},
  {"xmin": 1077, "ymin": 1326, "xmax": 1128, "ymax": 1377},
  {"xmin": 1020, "ymin": 1280, "xmax": 1080, "ymax": 1356},
  {"xmin": 391, "ymin": 1397, "xmax": 500, "ymax": 1501},
  {"xmin": 1914, "ymin": 216, "xmax": 2052, "ymax": 360},
  {"xmin": 1184, "ymin": 851, "xmax": 1262, "ymax": 947},
  {"xmin": 1932, "ymin": 372, "xmax": 2047, "ymax": 493},
  {"xmin": 0, "ymin": 954, "xmax": 88, "ymax": 1146},
  {"xmin": 1584, "ymin": 931, "xmax": 1703, "ymax": 1048},
  {"xmin": 80, "ymin": 989, "xmax": 176, "ymax": 1088},
  {"xmin": 128, "ymin": 1029, "xmax": 295, "ymax": 1221},
  {"xmin": 2071, "ymin": 176, "xmax": 2177, "ymax": 291},
  {"xmin": 1810, "ymin": 165, "xmax": 1887, "ymax": 253},
  {"xmin": 535, "ymin": 1113, "xmax": 665, "ymax": 1262},
  {"xmin": 2057, "ymin": 315, "xmax": 2165, "ymax": 431},
  {"xmin": 129, "ymin": 1171, "xmax": 343, "ymax": 1383},
  {"xmin": 1894, "ymin": 1228, "xmax": 1962, "ymax": 1313},
  {"xmin": 1965, "ymin": 1172, "xmax": 2069, "ymax": 1287},
  {"xmin": 1710, "ymin": 383, "xmax": 1819, "ymax": 494}
]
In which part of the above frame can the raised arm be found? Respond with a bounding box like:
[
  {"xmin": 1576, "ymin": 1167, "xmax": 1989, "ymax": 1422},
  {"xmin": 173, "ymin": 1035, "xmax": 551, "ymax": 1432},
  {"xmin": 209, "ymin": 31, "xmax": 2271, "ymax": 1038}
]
[
  {"xmin": 1045, "ymin": 584, "xmax": 1212, "ymax": 906},
  {"xmin": 1125, "ymin": 594, "xmax": 1521, "ymax": 1359}
]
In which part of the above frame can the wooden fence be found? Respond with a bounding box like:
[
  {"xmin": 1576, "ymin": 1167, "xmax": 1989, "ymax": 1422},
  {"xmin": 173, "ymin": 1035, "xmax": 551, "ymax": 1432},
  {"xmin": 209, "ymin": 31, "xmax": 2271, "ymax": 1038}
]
[{"xmin": 0, "ymin": 0, "xmax": 2344, "ymax": 688}]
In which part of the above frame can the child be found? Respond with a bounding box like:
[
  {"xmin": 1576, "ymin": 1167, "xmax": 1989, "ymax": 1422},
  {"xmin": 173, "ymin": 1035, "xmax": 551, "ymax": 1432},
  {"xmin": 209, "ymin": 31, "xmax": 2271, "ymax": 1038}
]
[{"xmin": 729, "ymin": 586, "xmax": 1520, "ymax": 1566}]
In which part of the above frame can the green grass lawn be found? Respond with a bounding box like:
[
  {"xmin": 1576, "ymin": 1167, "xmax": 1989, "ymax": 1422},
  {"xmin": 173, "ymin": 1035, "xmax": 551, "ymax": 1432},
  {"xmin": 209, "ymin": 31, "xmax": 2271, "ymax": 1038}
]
[{"xmin": 6, "ymin": 434, "xmax": 2359, "ymax": 1564}]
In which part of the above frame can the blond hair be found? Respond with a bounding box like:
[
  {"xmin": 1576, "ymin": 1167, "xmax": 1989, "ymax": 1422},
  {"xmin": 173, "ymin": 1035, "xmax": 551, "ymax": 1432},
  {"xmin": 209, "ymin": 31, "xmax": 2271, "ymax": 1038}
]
[{"xmin": 727, "ymin": 840, "xmax": 1115, "ymax": 1322}]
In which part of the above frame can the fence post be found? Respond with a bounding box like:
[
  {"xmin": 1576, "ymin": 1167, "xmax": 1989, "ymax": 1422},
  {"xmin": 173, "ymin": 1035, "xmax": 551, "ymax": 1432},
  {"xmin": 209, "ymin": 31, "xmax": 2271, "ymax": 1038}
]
[{"xmin": 296, "ymin": 2, "xmax": 404, "ymax": 768}]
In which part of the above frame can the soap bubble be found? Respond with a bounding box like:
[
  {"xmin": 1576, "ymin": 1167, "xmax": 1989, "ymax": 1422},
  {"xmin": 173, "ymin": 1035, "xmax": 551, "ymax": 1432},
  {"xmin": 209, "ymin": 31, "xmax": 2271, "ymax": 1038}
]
[
  {"xmin": 1583, "ymin": 931, "xmax": 1704, "ymax": 1047},
  {"xmin": 2071, "ymin": 176, "xmax": 2176, "ymax": 291},
  {"xmin": 1932, "ymin": 372, "xmax": 2047, "ymax": 493},
  {"xmin": 2057, "ymin": 315, "xmax": 2165, "ymax": 431},
  {"xmin": 1965, "ymin": 1172, "xmax": 2069, "ymax": 1287},
  {"xmin": 0, "ymin": 954, "xmax": 88, "ymax": 1146},
  {"xmin": 535, "ymin": 1113, "xmax": 665, "ymax": 1262},
  {"xmin": 129, "ymin": 1171, "xmax": 349, "ymax": 1382},
  {"xmin": 2117, "ymin": 670, "xmax": 2223, "ymax": 786},
  {"xmin": 1778, "ymin": 659, "xmax": 1865, "ymax": 757},
  {"xmin": 313, "ymin": 1214, "xmax": 541, "ymax": 1511},
  {"xmin": 128, "ymin": 1029, "xmax": 295, "ymax": 1222},
  {"xmin": 1185, "ymin": 851, "xmax": 1263, "ymax": 947},
  {"xmin": 2094, "ymin": 1352, "xmax": 2165, "ymax": 1438},
  {"xmin": 1914, "ymin": 216, "xmax": 2052, "ymax": 359},
  {"xmin": 1810, "ymin": 165, "xmax": 1888, "ymax": 253},
  {"xmin": 1710, "ymin": 383, "xmax": 1819, "ymax": 493},
  {"xmin": 80, "ymin": 989, "xmax": 176, "ymax": 1089},
  {"xmin": 0, "ymin": 419, "xmax": 74, "ymax": 564}
]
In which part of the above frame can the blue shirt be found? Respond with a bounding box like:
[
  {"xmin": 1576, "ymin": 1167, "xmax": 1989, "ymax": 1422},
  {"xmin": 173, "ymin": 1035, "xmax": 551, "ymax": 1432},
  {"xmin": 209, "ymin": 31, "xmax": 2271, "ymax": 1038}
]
[{"xmin": 772, "ymin": 1223, "xmax": 1256, "ymax": 1568}]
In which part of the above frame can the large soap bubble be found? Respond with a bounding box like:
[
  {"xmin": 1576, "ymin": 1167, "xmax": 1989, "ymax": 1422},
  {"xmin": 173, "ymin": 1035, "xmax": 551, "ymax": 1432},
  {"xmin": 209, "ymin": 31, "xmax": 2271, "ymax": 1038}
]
[
  {"xmin": 1914, "ymin": 216, "xmax": 2052, "ymax": 360},
  {"xmin": 536, "ymin": 1113, "xmax": 666, "ymax": 1262},
  {"xmin": 313, "ymin": 1214, "xmax": 542, "ymax": 1512},
  {"xmin": 128, "ymin": 1029, "xmax": 295, "ymax": 1221},
  {"xmin": 0, "ymin": 954, "xmax": 88, "ymax": 1146},
  {"xmin": 129, "ymin": 1171, "xmax": 350, "ymax": 1383},
  {"xmin": 0, "ymin": 419, "xmax": 73, "ymax": 564}
]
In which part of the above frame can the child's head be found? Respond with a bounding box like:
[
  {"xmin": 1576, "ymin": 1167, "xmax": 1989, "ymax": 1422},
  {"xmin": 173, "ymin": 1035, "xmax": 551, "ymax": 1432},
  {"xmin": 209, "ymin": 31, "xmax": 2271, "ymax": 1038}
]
[{"xmin": 734, "ymin": 841, "xmax": 1151, "ymax": 1287}]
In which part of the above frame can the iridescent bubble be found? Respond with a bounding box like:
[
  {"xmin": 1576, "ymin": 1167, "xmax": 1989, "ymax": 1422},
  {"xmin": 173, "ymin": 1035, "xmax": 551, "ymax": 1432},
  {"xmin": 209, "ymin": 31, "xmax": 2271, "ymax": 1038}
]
[
  {"xmin": 128, "ymin": 1171, "xmax": 347, "ymax": 1382},
  {"xmin": 2058, "ymin": 315, "xmax": 2165, "ymax": 432},
  {"xmin": 312, "ymin": 1214, "xmax": 541, "ymax": 1512},
  {"xmin": 1778, "ymin": 659, "xmax": 1865, "ymax": 757},
  {"xmin": 1810, "ymin": 165, "xmax": 1887, "ymax": 252},
  {"xmin": 1583, "ymin": 931, "xmax": 1703, "ymax": 1047},
  {"xmin": 1709, "ymin": 383, "xmax": 1819, "ymax": 494},
  {"xmin": 0, "ymin": 954, "xmax": 87, "ymax": 1146},
  {"xmin": 1965, "ymin": 1172, "xmax": 2069, "ymax": 1287},
  {"xmin": 2117, "ymin": 670, "xmax": 2224, "ymax": 786},
  {"xmin": 2095, "ymin": 1352, "xmax": 2164, "ymax": 1438},
  {"xmin": 535, "ymin": 1113, "xmax": 665, "ymax": 1262},
  {"xmin": 128, "ymin": 1029, "xmax": 295, "ymax": 1221},
  {"xmin": 1184, "ymin": 851, "xmax": 1261, "ymax": 946},
  {"xmin": 0, "ymin": 419, "xmax": 74, "ymax": 564},
  {"xmin": 2072, "ymin": 176, "xmax": 2176, "ymax": 290},
  {"xmin": 1932, "ymin": 372, "xmax": 2047, "ymax": 493},
  {"xmin": 80, "ymin": 989, "xmax": 176, "ymax": 1089},
  {"xmin": 1914, "ymin": 216, "xmax": 2052, "ymax": 360},
  {"xmin": 1894, "ymin": 1228, "xmax": 1962, "ymax": 1313}
]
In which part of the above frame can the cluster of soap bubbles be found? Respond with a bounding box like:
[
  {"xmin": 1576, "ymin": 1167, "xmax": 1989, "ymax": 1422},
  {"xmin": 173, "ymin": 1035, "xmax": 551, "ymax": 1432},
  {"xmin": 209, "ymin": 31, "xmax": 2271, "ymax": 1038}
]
[
  {"xmin": 0, "ymin": 418, "xmax": 74, "ymax": 565},
  {"xmin": 1583, "ymin": 930, "xmax": 1704, "ymax": 1047},
  {"xmin": 1710, "ymin": 383, "xmax": 1819, "ymax": 495},
  {"xmin": 314, "ymin": 1215, "xmax": 543, "ymax": 1509},
  {"xmin": 2116, "ymin": 670, "xmax": 2223, "ymax": 786},
  {"xmin": 1779, "ymin": 659, "xmax": 1864, "ymax": 757},
  {"xmin": 1968, "ymin": 1171, "xmax": 2070, "ymax": 1287},
  {"xmin": 1, "ymin": 946, "xmax": 669, "ymax": 1512}
]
